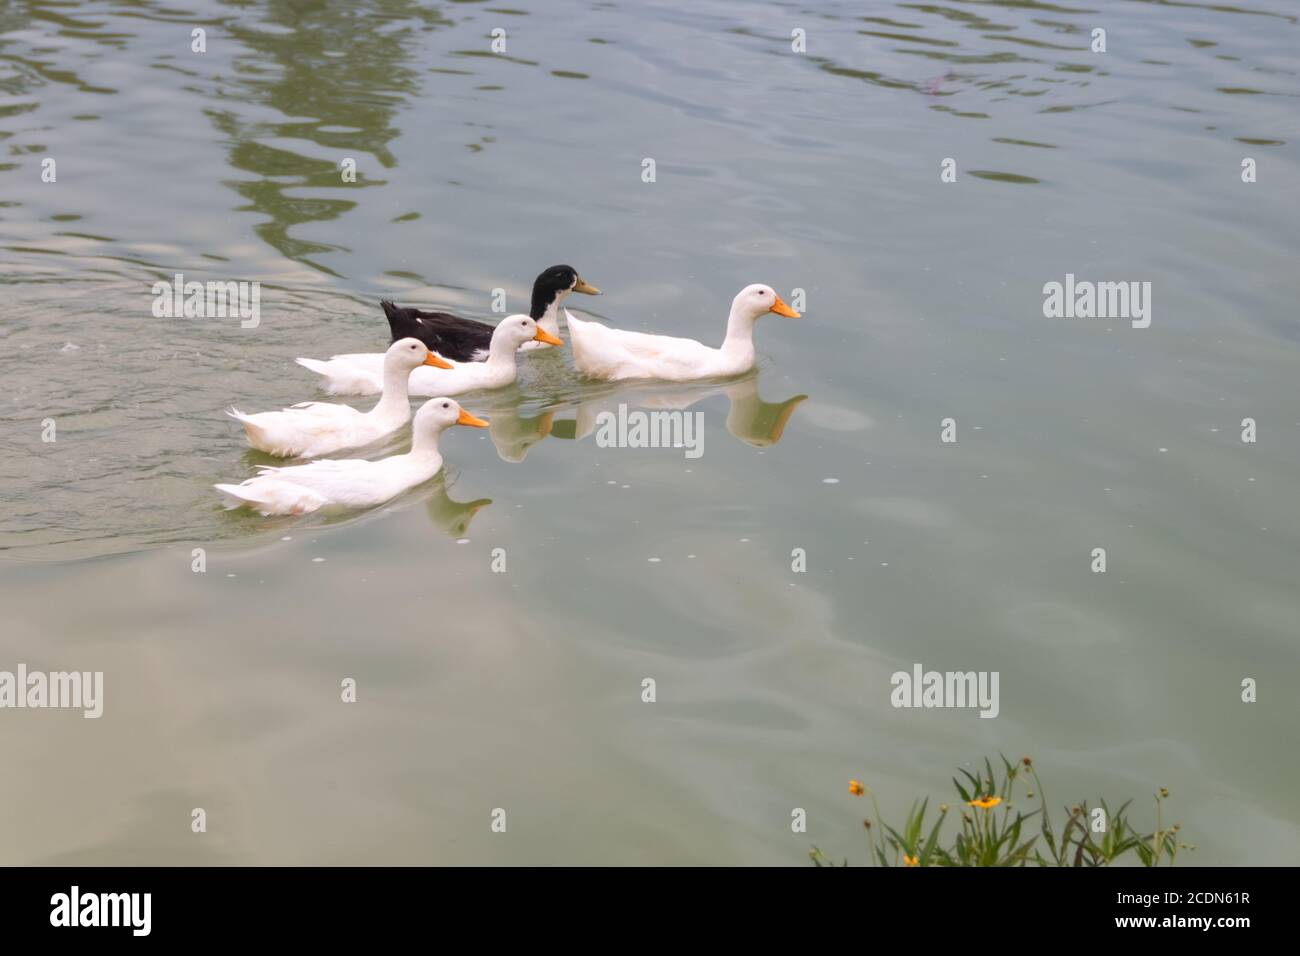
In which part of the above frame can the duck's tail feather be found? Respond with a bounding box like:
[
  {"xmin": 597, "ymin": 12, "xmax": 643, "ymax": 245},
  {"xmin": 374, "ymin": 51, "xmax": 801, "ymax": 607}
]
[
  {"xmin": 226, "ymin": 406, "xmax": 269, "ymax": 448},
  {"xmin": 565, "ymin": 310, "xmax": 594, "ymax": 369},
  {"xmin": 381, "ymin": 299, "xmax": 409, "ymax": 340},
  {"xmin": 295, "ymin": 356, "xmax": 373, "ymax": 396},
  {"xmin": 214, "ymin": 478, "xmax": 326, "ymax": 516},
  {"xmin": 213, "ymin": 482, "xmax": 259, "ymax": 509}
]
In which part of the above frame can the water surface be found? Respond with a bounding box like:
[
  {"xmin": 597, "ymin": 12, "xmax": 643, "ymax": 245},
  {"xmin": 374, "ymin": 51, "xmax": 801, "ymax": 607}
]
[{"xmin": 2, "ymin": 0, "xmax": 1298, "ymax": 864}]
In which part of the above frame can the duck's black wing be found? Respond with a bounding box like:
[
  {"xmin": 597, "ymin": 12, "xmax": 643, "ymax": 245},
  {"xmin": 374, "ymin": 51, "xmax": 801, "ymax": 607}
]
[{"xmin": 380, "ymin": 300, "xmax": 494, "ymax": 362}]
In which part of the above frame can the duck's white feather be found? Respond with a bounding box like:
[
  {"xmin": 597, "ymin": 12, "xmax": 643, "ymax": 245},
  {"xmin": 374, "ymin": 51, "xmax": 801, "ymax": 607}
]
[
  {"xmin": 232, "ymin": 339, "xmax": 438, "ymax": 457},
  {"xmin": 296, "ymin": 352, "xmax": 516, "ymax": 397},
  {"xmin": 566, "ymin": 285, "xmax": 797, "ymax": 383},
  {"xmin": 298, "ymin": 315, "xmax": 549, "ymax": 397},
  {"xmin": 227, "ymin": 402, "xmax": 382, "ymax": 459},
  {"xmin": 216, "ymin": 454, "xmax": 443, "ymax": 515},
  {"xmin": 567, "ymin": 311, "xmax": 736, "ymax": 381},
  {"xmin": 215, "ymin": 398, "xmax": 483, "ymax": 516}
]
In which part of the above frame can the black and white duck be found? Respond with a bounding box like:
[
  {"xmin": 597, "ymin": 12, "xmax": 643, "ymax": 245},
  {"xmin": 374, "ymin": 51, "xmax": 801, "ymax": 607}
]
[{"xmin": 380, "ymin": 264, "xmax": 601, "ymax": 362}]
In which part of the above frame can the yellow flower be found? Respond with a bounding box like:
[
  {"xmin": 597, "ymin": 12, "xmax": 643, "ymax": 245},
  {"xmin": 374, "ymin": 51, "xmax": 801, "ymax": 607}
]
[
  {"xmin": 903, "ymin": 854, "xmax": 919, "ymax": 867},
  {"xmin": 967, "ymin": 796, "xmax": 1001, "ymax": 809},
  {"xmin": 849, "ymin": 780, "xmax": 864, "ymax": 796}
]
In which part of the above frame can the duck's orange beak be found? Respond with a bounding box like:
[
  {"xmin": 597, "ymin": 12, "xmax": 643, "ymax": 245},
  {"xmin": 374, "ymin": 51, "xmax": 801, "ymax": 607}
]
[
  {"xmin": 456, "ymin": 408, "xmax": 490, "ymax": 428},
  {"xmin": 533, "ymin": 328, "xmax": 563, "ymax": 346},
  {"xmin": 424, "ymin": 352, "xmax": 454, "ymax": 369},
  {"xmin": 769, "ymin": 294, "xmax": 800, "ymax": 318}
]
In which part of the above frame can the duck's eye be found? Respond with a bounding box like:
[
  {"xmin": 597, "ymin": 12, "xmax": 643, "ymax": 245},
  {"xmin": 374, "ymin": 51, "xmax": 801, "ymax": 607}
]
[
  {"xmin": 758, "ymin": 291, "xmax": 766, "ymax": 296},
  {"xmin": 442, "ymin": 402, "xmax": 449, "ymax": 409}
]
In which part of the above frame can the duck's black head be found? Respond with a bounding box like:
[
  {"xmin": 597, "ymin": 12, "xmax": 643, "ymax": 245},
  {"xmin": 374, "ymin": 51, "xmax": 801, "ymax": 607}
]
[{"xmin": 530, "ymin": 264, "xmax": 601, "ymax": 319}]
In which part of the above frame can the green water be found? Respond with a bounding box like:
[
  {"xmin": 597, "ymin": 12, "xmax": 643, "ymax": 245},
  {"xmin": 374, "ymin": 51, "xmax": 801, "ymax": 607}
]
[{"xmin": 1, "ymin": 0, "xmax": 1297, "ymax": 864}]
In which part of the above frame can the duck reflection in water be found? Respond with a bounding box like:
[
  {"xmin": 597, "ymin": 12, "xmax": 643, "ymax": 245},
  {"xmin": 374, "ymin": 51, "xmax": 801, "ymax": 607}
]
[
  {"xmin": 546, "ymin": 372, "xmax": 807, "ymax": 450},
  {"xmin": 425, "ymin": 480, "xmax": 492, "ymax": 538},
  {"xmin": 484, "ymin": 406, "xmax": 555, "ymax": 463}
]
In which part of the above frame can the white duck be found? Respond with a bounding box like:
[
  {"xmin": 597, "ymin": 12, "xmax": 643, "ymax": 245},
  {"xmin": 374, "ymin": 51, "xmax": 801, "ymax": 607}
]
[
  {"xmin": 297, "ymin": 315, "xmax": 561, "ymax": 397},
  {"xmin": 214, "ymin": 398, "xmax": 489, "ymax": 516},
  {"xmin": 566, "ymin": 284, "xmax": 800, "ymax": 382},
  {"xmin": 227, "ymin": 338, "xmax": 451, "ymax": 458}
]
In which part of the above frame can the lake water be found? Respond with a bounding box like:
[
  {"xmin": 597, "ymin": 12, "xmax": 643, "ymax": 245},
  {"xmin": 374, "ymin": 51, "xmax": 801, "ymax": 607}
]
[{"xmin": 1, "ymin": 0, "xmax": 1297, "ymax": 865}]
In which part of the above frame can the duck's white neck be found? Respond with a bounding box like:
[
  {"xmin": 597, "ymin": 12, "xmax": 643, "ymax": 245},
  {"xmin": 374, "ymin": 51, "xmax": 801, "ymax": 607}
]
[
  {"xmin": 486, "ymin": 333, "xmax": 524, "ymax": 368},
  {"xmin": 720, "ymin": 303, "xmax": 760, "ymax": 358},
  {"xmin": 373, "ymin": 358, "xmax": 414, "ymax": 417},
  {"xmin": 536, "ymin": 290, "xmax": 567, "ymax": 336},
  {"xmin": 409, "ymin": 426, "xmax": 446, "ymax": 460}
]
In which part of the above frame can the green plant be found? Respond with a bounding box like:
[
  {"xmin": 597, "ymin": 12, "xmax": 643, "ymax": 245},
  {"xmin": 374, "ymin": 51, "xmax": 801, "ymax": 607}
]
[{"xmin": 810, "ymin": 755, "xmax": 1194, "ymax": 867}]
